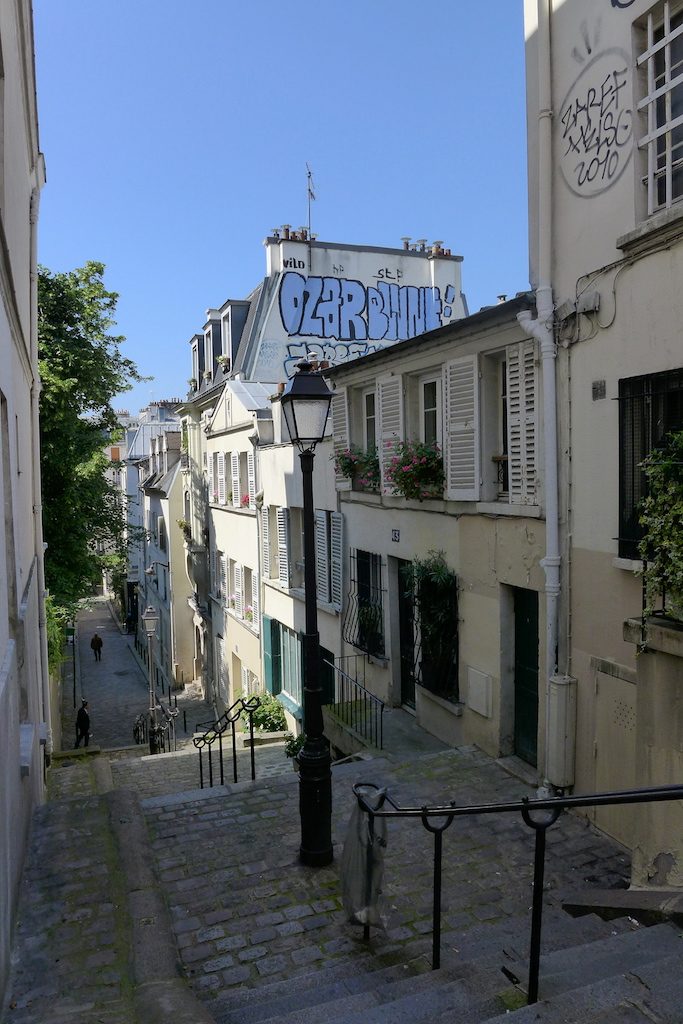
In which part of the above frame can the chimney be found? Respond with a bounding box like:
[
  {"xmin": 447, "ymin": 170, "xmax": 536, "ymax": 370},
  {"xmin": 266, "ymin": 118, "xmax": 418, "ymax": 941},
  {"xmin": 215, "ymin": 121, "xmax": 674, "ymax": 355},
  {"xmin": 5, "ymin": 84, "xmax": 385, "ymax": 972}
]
[{"xmin": 401, "ymin": 236, "xmax": 411, "ymax": 250}]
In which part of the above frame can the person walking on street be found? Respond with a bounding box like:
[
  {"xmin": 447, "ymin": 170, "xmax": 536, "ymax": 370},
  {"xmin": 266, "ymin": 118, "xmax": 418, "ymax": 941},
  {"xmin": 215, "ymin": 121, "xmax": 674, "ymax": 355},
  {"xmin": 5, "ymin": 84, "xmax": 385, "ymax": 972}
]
[
  {"xmin": 90, "ymin": 633, "xmax": 103, "ymax": 661},
  {"xmin": 74, "ymin": 700, "xmax": 90, "ymax": 748}
]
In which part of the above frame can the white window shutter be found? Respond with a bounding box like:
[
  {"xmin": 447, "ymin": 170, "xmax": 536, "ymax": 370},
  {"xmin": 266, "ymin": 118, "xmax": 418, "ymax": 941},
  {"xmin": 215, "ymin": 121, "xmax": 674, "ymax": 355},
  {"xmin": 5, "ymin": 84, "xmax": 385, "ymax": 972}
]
[
  {"xmin": 247, "ymin": 451, "xmax": 256, "ymax": 508},
  {"xmin": 314, "ymin": 510, "xmax": 330, "ymax": 603},
  {"xmin": 377, "ymin": 375, "xmax": 404, "ymax": 494},
  {"xmin": 217, "ymin": 452, "xmax": 226, "ymax": 505},
  {"xmin": 330, "ymin": 512, "xmax": 343, "ymax": 611},
  {"xmin": 507, "ymin": 340, "xmax": 538, "ymax": 504},
  {"xmin": 444, "ymin": 355, "xmax": 480, "ymax": 501},
  {"xmin": 276, "ymin": 507, "xmax": 290, "ymax": 588},
  {"xmin": 251, "ymin": 571, "xmax": 260, "ymax": 633},
  {"xmin": 231, "ymin": 451, "xmax": 240, "ymax": 507},
  {"xmin": 261, "ymin": 506, "xmax": 271, "ymax": 578},
  {"xmin": 220, "ymin": 553, "xmax": 227, "ymax": 600},
  {"xmin": 241, "ymin": 664, "xmax": 249, "ymax": 695},
  {"xmin": 234, "ymin": 563, "xmax": 243, "ymax": 617},
  {"xmin": 331, "ymin": 387, "xmax": 351, "ymax": 490},
  {"xmin": 208, "ymin": 454, "xmax": 215, "ymax": 501}
]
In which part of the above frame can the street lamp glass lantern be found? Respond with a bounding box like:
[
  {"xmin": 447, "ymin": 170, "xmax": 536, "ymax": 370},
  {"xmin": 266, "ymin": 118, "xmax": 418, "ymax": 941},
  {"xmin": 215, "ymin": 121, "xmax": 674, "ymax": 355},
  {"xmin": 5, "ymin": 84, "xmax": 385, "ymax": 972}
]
[
  {"xmin": 141, "ymin": 605, "xmax": 159, "ymax": 637},
  {"xmin": 280, "ymin": 359, "xmax": 332, "ymax": 451}
]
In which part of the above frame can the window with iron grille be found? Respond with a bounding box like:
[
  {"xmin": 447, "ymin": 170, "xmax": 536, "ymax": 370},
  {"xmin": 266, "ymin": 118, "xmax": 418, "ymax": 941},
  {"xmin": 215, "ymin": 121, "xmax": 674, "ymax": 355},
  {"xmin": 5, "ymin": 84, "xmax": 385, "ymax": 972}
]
[
  {"xmin": 342, "ymin": 550, "xmax": 385, "ymax": 657},
  {"xmin": 618, "ymin": 367, "xmax": 683, "ymax": 558},
  {"xmin": 638, "ymin": 2, "xmax": 683, "ymax": 215}
]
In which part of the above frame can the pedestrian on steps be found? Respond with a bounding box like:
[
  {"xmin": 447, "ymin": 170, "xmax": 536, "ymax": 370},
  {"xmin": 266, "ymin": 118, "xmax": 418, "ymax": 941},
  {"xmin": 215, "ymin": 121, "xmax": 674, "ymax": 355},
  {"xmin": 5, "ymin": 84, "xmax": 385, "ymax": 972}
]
[
  {"xmin": 90, "ymin": 633, "xmax": 103, "ymax": 661},
  {"xmin": 74, "ymin": 700, "xmax": 90, "ymax": 748}
]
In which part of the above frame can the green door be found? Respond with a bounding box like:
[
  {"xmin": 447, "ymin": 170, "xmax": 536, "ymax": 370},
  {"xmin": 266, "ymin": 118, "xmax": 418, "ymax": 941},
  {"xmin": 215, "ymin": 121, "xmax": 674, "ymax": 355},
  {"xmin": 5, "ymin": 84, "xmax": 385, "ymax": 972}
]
[{"xmin": 513, "ymin": 588, "xmax": 539, "ymax": 767}]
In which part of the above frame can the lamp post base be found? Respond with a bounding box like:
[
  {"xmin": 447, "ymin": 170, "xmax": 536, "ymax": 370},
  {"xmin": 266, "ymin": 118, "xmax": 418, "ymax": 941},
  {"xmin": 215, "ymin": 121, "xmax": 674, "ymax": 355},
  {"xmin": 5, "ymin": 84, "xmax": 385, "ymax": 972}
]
[{"xmin": 298, "ymin": 742, "xmax": 333, "ymax": 867}]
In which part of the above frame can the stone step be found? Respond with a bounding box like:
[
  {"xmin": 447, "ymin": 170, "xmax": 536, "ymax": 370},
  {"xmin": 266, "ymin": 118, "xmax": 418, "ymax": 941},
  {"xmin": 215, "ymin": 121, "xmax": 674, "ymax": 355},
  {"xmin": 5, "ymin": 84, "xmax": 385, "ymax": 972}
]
[
  {"xmin": 479, "ymin": 948, "xmax": 683, "ymax": 1024},
  {"xmin": 516, "ymin": 920, "xmax": 682, "ymax": 998}
]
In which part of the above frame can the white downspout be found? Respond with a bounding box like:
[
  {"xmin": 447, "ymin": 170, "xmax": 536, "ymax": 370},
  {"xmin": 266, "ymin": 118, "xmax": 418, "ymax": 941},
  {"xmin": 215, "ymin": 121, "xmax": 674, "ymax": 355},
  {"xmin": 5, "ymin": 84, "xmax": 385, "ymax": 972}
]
[
  {"xmin": 517, "ymin": 0, "xmax": 563, "ymax": 790},
  {"xmin": 30, "ymin": 177, "xmax": 52, "ymax": 762}
]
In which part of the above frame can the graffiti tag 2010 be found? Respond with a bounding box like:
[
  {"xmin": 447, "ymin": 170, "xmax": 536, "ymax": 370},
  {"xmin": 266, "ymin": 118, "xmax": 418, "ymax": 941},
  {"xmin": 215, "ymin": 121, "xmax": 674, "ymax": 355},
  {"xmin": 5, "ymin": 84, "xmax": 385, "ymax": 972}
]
[
  {"xmin": 559, "ymin": 48, "xmax": 633, "ymax": 198},
  {"xmin": 278, "ymin": 272, "xmax": 456, "ymax": 343}
]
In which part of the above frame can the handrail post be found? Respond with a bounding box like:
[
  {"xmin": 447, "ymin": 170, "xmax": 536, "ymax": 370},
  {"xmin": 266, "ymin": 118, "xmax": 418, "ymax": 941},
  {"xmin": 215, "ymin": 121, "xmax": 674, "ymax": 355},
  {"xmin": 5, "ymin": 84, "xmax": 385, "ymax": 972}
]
[
  {"xmin": 528, "ymin": 825, "xmax": 547, "ymax": 1004},
  {"xmin": 232, "ymin": 719, "xmax": 238, "ymax": 783},
  {"xmin": 198, "ymin": 749, "xmax": 204, "ymax": 789},
  {"xmin": 249, "ymin": 710, "xmax": 256, "ymax": 780},
  {"xmin": 219, "ymin": 731, "xmax": 224, "ymax": 786},
  {"xmin": 432, "ymin": 829, "xmax": 443, "ymax": 969}
]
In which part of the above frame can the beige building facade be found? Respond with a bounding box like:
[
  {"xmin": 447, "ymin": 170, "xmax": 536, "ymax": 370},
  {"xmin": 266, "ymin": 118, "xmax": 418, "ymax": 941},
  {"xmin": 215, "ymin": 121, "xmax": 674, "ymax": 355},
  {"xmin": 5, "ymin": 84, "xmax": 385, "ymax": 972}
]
[{"xmin": 525, "ymin": 0, "xmax": 683, "ymax": 881}]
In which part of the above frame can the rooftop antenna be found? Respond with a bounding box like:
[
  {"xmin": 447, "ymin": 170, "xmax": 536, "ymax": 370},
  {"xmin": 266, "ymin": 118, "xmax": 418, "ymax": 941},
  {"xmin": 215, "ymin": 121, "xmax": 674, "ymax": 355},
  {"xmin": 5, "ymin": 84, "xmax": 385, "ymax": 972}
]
[{"xmin": 306, "ymin": 163, "xmax": 316, "ymax": 239}]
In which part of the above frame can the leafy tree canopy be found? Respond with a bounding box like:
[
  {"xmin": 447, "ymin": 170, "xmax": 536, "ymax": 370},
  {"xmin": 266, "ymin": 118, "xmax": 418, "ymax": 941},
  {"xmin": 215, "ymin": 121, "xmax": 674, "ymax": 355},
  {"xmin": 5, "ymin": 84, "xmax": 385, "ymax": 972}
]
[{"xmin": 38, "ymin": 261, "xmax": 144, "ymax": 607}]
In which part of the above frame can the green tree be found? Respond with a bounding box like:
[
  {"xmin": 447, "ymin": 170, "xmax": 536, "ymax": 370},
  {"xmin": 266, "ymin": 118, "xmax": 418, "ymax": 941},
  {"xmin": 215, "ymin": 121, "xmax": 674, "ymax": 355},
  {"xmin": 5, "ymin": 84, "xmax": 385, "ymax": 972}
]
[{"xmin": 38, "ymin": 261, "xmax": 144, "ymax": 607}]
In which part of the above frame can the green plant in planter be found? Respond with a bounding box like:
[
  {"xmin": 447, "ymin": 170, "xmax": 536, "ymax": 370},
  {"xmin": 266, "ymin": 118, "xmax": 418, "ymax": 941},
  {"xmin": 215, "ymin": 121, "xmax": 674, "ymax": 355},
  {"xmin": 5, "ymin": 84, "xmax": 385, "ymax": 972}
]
[
  {"xmin": 385, "ymin": 440, "xmax": 445, "ymax": 501},
  {"xmin": 402, "ymin": 551, "xmax": 459, "ymax": 700},
  {"xmin": 284, "ymin": 731, "xmax": 306, "ymax": 758},
  {"xmin": 242, "ymin": 691, "xmax": 286, "ymax": 731},
  {"xmin": 639, "ymin": 429, "xmax": 683, "ymax": 620},
  {"xmin": 333, "ymin": 446, "xmax": 380, "ymax": 490}
]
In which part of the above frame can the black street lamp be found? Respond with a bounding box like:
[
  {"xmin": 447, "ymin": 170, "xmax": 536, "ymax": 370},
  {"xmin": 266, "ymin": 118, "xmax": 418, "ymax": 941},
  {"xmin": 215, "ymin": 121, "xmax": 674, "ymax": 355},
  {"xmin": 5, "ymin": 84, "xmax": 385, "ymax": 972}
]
[
  {"xmin": 141, "ymin": 604, "xmax": 160, "ymax": 755},
  {"xmin": 280, "ymin": 358, "xmax": 333, "ymax": 867}
]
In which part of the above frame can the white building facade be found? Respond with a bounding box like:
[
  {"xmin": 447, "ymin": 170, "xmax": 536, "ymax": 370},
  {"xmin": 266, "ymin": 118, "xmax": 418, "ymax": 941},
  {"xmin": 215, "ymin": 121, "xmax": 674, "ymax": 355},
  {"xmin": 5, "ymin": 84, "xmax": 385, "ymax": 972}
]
[{"xmin": 0, "ymin": 0, "xmax": 48, "ymax": 1007}]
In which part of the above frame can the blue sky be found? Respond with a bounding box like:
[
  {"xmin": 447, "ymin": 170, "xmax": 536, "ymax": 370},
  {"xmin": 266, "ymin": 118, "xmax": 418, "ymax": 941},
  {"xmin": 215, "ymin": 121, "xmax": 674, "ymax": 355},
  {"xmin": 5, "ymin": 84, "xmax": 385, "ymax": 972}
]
[{"xmin": 33, "ymin": 0, "xmax": 529, "ymax": 414}]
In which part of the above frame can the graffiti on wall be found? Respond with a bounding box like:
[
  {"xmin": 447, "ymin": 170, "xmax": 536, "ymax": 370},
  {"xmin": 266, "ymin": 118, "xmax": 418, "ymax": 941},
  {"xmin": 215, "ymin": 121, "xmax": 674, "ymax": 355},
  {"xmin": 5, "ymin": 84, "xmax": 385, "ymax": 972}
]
[
  {"xmin": 610, "ymin": 1, "xmax": 636, "ymax": 8},
  {"xmin": 278, "ymin": 271, "xmax": 457, "ymax": 344},
  {"xmin": 559, "ymin": 48, "xmax": 633, "ymax": 198}
]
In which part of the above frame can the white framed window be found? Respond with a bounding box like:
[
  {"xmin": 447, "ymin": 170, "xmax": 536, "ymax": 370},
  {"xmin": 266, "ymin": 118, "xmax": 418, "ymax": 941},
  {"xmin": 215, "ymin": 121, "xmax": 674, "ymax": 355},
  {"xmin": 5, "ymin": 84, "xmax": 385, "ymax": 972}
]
[
  {"xmin": 204, "ymin": 330, "xmax": 213, "ymax": 376},
  {"xmin": 362, "ymin": 388, "xmax": 377, "ymax": 451},
  {"xmin": 638, "ymin": 1, "xmax": 683, "ymax": 214},
  {"xmin": 419, "ymin": 375, "xmax": 442, "ymax": 446}
]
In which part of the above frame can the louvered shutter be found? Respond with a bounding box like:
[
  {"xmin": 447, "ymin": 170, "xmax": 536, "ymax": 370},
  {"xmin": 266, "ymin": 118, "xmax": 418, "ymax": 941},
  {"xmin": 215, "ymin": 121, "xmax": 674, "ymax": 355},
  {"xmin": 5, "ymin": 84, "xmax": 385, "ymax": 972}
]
[
  {"xmin": 208, "ymin": 454, "xmax": 215, "ymax": 502},
  {"xmin": 507, "ymin": 341, "xmax": 538, "ymax": 504},
  {"xmin": 444, "ymin": 355, "xmax": 480, "ymax": 501},
  {"xmin": 251, "ymin": 571, "xmax": 260, "ymax": 633},
  {"xmin": 213, "ymin": 549, "xmax": 220, "ymax": 594},
  {"xmin": 377, "ymin": 375, "xmax": 404, "ymax": 494},
  {"xmin": 241, "ymin": 664, "xmax": 249, "ymax": 695},
  {"xmin": 231, "ymin": 451, "xmax": 240, "ymax": 507},
  {"xmin": 247, "ymin": 451, "xmax": 256, "ymax": 509},
  {"xmin": 261, "ymin": 507, "xmax": 271, "ymax": 578},
  {"xmin": 331, "ymin": 387, "xmax": 351, "ymax": 489},
  {"xmin": 220, "ymin": 554, "xmax": 228, "ymax": 600},
  {"xmin": 276, "ymin": 508, "xmax": 290, "ymax": 587},
  {"xmin": 330, "ymin": 512, "xmax": 343, "ymax": 611},
  {"xmin": 217, "ymin": 452, "xmax": 226, "ymax": 505},
  {"xmin": 314, "ymin": 510, "xmax": 329, "ymax": 603},
  {"xmin": 234, "ymin": 563, "xmax": 243, "ymax": 617}
]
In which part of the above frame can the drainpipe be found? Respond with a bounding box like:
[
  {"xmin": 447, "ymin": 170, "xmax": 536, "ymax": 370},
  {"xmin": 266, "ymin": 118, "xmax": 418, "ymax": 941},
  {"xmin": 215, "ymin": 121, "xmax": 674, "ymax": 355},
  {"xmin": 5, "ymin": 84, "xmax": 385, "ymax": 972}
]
[
  {"xmin": 517, "ymin": 0, "xmax": 571, "ymax": 792},
  {"xmin": 30, "ymin": 177, "xmax": 52, "ymax": 764}
]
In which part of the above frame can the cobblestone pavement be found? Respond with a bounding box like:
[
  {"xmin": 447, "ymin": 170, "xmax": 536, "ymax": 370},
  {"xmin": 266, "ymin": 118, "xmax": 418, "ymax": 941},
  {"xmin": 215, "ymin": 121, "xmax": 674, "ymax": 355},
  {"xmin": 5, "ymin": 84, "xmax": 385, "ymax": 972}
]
[
  {"xmin": 61, "ymin": 597, "xmax": 213, "ymax": 753},
  {"xmin": 3, "ymin": 598, "xmax": 648, "ymax": 1024},
  {"xmin": 143, "ymin": 746, "xmax": 635, "ymax": 1016},
  {"xmin": 4, "ymin": 794, "xmax": 136, "ymax": 1024}
]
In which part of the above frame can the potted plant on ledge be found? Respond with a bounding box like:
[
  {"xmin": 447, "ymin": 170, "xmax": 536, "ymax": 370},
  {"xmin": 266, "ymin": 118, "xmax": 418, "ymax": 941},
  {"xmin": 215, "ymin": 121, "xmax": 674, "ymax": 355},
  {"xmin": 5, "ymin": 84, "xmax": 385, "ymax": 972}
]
[
  {"xmin": 333, "ymin": 446, "xmax": 380, "ymax": 491},
  {"xmin": 385, "ymin": 440, "xmax": 445, "ymax": 501}
]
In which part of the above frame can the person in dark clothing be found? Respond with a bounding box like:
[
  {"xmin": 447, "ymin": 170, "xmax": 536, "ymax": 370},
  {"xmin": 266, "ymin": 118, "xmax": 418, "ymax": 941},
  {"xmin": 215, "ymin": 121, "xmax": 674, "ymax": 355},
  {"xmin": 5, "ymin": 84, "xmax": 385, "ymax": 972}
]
[
  {"xmin": 90, "ymin": 633, "xmax": 103, "ymax": 661},
  {"xmin": 74, "ymin": 700, "xmax": 90, "ymax": 748}
]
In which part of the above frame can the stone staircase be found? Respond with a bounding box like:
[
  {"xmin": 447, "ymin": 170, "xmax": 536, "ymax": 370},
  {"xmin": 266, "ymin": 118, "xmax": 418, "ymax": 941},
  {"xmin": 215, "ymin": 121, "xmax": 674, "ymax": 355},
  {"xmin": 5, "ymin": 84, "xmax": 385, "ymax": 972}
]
[{"xmin": 8, "ymin": 742, "xmax": 683, "ymax": 1023}]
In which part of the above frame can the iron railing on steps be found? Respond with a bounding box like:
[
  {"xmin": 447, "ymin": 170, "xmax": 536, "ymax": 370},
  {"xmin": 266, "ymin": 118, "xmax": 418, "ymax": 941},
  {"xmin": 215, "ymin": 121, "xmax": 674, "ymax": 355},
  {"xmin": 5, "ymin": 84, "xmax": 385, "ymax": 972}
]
[
  {"xmin": 324, "ymin": 657, "xmax": 385, "ymax": 750},
  {"xmin": 352, "ymin": 780, "xmax": 683, "ymax": 1005},
  {"xmin": 193, "ymin": 696, "xmax": 261, "ymax": 789}
]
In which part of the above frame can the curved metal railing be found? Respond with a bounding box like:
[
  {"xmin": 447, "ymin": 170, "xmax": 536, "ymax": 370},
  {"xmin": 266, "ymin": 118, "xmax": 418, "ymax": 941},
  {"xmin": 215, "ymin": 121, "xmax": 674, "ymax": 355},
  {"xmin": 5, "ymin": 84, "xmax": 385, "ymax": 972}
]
[{"xmin": 193, "ymin": 695, "xmax": 261, "ymax": 788}]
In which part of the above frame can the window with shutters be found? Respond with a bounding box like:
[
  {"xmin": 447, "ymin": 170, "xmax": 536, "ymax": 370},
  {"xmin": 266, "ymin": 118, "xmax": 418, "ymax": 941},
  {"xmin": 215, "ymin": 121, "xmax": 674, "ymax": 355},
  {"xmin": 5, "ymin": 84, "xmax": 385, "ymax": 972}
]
[
  {"xmin": 378, "ymin": 375, "xmax": 404, "ymax": 494},
  {"xmin": 276, "ymin": 507, "xmax": 290, "ymax": 587},
  {"xmin": 158, "ymin": 517, "xmax": 167, "ymax": 553},
  {"xmin": 314, "ymin": 510, "xmax": 344, "ymax": 610},
  {"xmin": 618, "ymin": 367, "xmax": 683, "ymax": 558},
  {"xmin": 342, "ymin": 550, "xmax": 385, "ymax": 657},
  {"xmin": 419, "ymin": 375, "xmax": 442, "ymax": 446}
]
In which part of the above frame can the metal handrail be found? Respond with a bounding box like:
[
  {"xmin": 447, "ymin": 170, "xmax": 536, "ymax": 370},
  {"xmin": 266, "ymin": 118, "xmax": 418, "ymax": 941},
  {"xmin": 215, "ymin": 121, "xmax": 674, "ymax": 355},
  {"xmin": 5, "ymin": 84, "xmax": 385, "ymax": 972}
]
[
  {"xmin": 324, "ymin": 658, "xmax": 384, "ymax": 749},
  {"xmin": 351, "ymin": 780, "xmax": 683, "ymax": 1005},
  {"xmin": 193, "ymin": 695, "xmax": 260, "ymax": 788}
]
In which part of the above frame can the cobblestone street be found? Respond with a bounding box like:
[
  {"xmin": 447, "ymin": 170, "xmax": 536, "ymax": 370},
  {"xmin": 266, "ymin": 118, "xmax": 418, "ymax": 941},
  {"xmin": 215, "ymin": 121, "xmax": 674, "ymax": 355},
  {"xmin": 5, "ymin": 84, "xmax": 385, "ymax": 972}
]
[{"xmin": 4, "ymin": 599, "xmax": 681, "ymax": 1024}]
